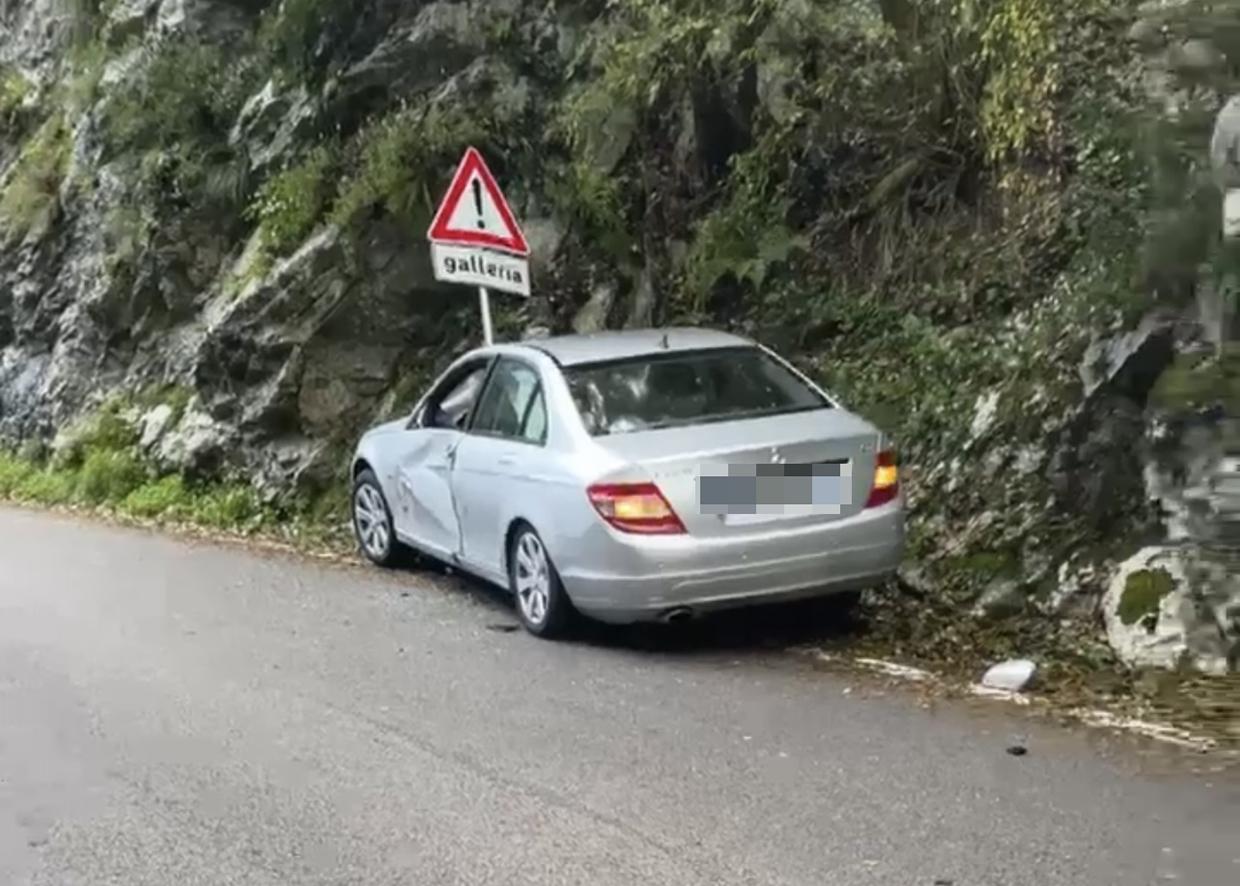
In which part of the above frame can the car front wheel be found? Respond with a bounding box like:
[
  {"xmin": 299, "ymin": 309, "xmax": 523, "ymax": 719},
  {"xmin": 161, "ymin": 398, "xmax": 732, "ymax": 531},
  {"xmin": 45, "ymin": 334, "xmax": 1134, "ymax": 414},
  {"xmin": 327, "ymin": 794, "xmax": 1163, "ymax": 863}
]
[{"xmin": 353, "ymin": 469, "xmax": 403, "ymax": 568}]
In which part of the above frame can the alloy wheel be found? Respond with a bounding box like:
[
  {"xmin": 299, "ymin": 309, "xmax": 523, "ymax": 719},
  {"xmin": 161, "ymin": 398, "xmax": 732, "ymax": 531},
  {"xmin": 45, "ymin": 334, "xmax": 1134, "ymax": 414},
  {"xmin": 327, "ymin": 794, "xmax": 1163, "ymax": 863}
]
[
  {"xmin": 354, "ymin": 483, "xmax": 392, "ymax": 561},
  {"xmin": 514, "ymin": 532, "xmax": 552, "ymax": 626}
]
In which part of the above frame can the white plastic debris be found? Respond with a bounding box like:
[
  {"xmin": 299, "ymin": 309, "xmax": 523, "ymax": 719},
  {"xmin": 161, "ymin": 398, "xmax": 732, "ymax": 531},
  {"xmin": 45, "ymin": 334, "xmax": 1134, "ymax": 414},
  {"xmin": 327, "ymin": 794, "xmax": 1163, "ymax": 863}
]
[{"xmin": 980, "ymin": 659, "xmax": 1037, "ymax": 692}]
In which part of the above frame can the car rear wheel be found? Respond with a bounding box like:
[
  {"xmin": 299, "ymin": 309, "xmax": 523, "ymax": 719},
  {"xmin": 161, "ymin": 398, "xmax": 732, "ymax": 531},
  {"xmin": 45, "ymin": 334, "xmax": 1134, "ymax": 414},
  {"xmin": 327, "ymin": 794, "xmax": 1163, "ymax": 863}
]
[
  {"xmin": 353, "ymin": 469, "xmax": 404, "ymax": 568},
  {"xmin": 509, "ymin": 525, "xmax": 573, "ymax": 638}
]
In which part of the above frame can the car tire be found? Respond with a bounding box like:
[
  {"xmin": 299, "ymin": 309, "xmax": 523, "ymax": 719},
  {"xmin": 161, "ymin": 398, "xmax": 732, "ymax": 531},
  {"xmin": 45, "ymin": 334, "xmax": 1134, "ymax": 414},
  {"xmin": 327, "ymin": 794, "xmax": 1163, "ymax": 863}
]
[
  {"xmin": 508, "ymin": 524, "xmax": 574, "ymax": 639},
  {"xmin": 352, "ymin": 469, "xmax": 405, "ymax": 568}
]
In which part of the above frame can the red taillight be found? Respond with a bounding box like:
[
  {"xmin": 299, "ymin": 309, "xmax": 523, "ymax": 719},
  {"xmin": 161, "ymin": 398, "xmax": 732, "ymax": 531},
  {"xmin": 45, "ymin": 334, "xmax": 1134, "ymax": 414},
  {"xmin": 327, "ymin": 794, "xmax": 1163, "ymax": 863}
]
[
  {"xmin": 865, "ymin": 450, "xmax": 900, "ymax": 509},
  {"xmin": 587, "ymin": 482, "xmax": 687, "ymax": 535}
]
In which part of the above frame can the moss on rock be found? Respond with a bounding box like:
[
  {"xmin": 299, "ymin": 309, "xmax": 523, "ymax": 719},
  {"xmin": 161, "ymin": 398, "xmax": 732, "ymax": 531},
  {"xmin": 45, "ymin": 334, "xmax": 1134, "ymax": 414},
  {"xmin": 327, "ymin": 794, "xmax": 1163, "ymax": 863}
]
[
  {"xmin": 1118, "ymin": 568, "xmax": 1176, "ymax": 628},
  {"xmin": 0, "ymin": 112, "xmax": 71, "ymax": 242},
  {"xmin": 0, "ymin": 65, "xmax": 33, "ymax": 129},
  {"xmin": 1151, "ymin": 344, "xmax": 1240, "ymax": 415}
]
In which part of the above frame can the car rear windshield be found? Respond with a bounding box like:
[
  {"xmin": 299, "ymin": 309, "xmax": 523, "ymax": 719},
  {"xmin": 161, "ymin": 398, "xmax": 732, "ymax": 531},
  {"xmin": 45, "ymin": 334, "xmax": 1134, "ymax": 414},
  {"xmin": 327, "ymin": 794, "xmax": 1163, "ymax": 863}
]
[{"xmin": 564, "ymin": 346, "xmax": 830, "ymax": 437}]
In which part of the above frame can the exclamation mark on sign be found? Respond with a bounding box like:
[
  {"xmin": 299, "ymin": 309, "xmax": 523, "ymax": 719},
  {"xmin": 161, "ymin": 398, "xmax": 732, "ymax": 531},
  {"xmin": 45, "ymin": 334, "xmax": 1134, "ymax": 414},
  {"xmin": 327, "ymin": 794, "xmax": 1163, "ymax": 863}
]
[{"xmin": 472, "ymin": 179, "xmax": 485, "ymax": 230}]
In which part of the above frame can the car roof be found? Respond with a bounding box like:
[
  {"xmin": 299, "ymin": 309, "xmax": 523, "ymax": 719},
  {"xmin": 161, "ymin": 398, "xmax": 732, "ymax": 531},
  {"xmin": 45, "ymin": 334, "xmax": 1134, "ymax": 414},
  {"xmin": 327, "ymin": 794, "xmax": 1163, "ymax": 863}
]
[{"xmin": 510, "ymin": 327, "xmax": 753, "ymax": 367}]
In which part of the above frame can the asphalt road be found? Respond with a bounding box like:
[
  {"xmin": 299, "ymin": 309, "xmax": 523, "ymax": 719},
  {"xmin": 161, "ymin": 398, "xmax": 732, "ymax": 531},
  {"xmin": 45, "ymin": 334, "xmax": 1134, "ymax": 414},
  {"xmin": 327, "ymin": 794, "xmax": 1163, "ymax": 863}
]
[{"xmin": 1, "ymin": 506, "xmax": 1238, "ymax": 886}]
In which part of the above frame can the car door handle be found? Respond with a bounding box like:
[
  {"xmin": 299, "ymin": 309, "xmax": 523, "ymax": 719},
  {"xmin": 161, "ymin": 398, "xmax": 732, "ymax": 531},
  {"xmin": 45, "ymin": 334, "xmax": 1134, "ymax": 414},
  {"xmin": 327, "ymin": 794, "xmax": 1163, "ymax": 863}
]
[{"xmin": 497, "ymin": 456, "xmax": 516, "ymax": 467}]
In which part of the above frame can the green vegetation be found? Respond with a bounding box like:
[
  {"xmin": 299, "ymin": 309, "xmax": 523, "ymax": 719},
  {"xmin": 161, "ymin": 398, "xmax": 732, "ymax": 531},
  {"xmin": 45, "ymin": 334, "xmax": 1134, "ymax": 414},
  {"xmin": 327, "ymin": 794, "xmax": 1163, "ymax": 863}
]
[
  {"xmin": 52, "ymin": 396, "xmax": 140, "ymax": 470},
  {"xmin": 11, "ymin": 391, "xmax": 270, "ymax": 529},
  {"xmin": 547, "ymin": 159, "xmax": 634, "ymax": 267},
  {"xmin": 0, "ymin": 65, "xmax": 32, "ymax": 130},
  {"xmin": 544, "ymin": 0, "xmax": 1184, "ymax": 588},
  {"xmin": 1118, "ymin": 568, "xmax": 1176, "ymax": 628},
  {"xmin": 956, "ymin": 550, "xmax": 1023, "ymax": 582},
  {"xmin": 77, "ymin": 449, "xmax": 146, "ymax": 504},
  {"xmin": 554, "ymin": 0, "xmax": 1145, "ymax": 367},
  {"xmin": 330, "ymin": 105, "xmax": 489, "ymax": 230},
  {"xmin": 248, "ymin": 144, "xmax": 338, "ymax": 259},
  {"xmin": 1150, "ymin": 344, "xmax": 1240, "ymax": 414},
  {"xmin": 135, "ymin": 384, "xmax": 194, "ymax": 425},
  {"xmin": 242, "ymin": 99, "xmax": 505, "ymax": 266},
  {"xmin": 0, "ymin": 392, "xmax": 346, "ymax": 546},
  {"xmin": 979, "ymin": 0, "xmax": 1063, "ymax": 162},
  {"xmin": 120, "ymin": 474, "xmax": 191, "ymax": 519},
  {"xmin": 681, "ymin": 135, "xmax": 807, "ymax": 315},
  {"xmin": 0, "ymin": 446, "xmax": 280, "ymax": 530},
  {"xmin": 103, "ymin": 40, "xmax": 243, "ymax": 154},
  {"xmin": 100, "ymin": 36, "xmax": 259, "ymax": 213},
  {"xmin": 0, "ymin": 113, "xmax": 72, "ymax": 242},
  {"xmin": 60, "ymin": 36, "xmax": 109, "ymax": 117}
]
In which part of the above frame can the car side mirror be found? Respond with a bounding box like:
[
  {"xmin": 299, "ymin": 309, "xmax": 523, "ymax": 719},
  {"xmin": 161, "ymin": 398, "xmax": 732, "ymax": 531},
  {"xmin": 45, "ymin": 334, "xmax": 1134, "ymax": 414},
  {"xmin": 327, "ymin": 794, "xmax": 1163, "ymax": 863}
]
[{"xmin": 413, "ymin": 406, "xmax": 454, "ymax": 431}]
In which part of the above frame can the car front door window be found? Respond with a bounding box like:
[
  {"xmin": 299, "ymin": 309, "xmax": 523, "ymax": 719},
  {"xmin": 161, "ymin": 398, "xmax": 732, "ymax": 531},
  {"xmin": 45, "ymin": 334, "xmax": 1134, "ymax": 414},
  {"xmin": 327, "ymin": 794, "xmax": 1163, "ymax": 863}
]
[
  {"xmin": 428, "ymin": 366, "xmax": 487, "ymax": 430},
  {"xmin": 471, "ymin": 360, "xmax": 544, "ymax": 442}
]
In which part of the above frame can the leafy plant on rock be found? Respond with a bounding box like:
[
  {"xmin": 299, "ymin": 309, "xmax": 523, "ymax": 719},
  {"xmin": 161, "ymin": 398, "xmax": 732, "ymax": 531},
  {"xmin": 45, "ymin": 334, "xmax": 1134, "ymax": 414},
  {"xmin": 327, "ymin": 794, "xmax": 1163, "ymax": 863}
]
[
  {"xmin": 0, "ymin": 65, "xmax": 32, "ymax": 134},
  {"xmin": 101, "ymin": 36, "xmax": 261, "ymax": 214},
  {"xmin": 247, "ymin": 143, "xmax": 338, "ymax": 260},
  {"xmin": 331, "ymin": 103, "xmax": 489, "ymax": 231}
]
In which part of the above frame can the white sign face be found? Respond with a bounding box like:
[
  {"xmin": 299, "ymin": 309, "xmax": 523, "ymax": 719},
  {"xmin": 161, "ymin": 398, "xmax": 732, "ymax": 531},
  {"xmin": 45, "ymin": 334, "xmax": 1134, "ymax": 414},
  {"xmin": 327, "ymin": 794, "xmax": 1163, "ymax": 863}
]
[
  {"xmin": 439, "ymin": 175, "xmax": 513, "ymax": 238},
  {"xmin": 431, "ymin": 243, "xmax": 531, "ymax": 298},
  {"xmin": 427, "ymin": 147, "xmax": 530, "ymax": 257}
]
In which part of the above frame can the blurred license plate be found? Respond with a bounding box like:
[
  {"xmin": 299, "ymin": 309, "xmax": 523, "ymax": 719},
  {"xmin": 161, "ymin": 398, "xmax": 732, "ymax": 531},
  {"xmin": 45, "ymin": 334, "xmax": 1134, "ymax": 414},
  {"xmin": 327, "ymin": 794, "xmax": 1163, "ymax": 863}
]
[{"xmin": 698, "ymin": 462, "xmax": 851, "ymax": 521}]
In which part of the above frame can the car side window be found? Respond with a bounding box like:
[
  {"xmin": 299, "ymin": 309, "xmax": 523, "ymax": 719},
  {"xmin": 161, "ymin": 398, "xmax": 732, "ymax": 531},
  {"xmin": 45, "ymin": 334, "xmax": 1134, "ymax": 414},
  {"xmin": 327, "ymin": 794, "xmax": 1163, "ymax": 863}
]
[
  {"xmin": 425, "ymin": 363, "xmax": 488, "ymax": 430},
  {"xmin": 519, "ymin": 389, "xmax": 547, "ymax": 445},
  {"xmin": 471, "ymin": 359, "xmax": 545, "ymax": 443}
]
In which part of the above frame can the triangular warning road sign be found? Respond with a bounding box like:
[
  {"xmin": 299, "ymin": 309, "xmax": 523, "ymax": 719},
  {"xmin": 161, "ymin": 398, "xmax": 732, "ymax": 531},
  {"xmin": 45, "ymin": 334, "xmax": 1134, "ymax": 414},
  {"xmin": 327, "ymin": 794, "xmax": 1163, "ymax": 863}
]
[{"xmin": 427, "ymin": 147, "xmax": 530, "ymax": 256}]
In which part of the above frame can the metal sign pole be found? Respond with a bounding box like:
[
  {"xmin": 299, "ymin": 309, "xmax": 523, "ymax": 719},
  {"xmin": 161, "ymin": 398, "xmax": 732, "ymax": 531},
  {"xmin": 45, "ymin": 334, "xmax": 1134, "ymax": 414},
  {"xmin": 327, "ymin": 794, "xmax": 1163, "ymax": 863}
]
[{"xmin": 478, "ymin": 286, "xmax": 494, "ymax": 346}]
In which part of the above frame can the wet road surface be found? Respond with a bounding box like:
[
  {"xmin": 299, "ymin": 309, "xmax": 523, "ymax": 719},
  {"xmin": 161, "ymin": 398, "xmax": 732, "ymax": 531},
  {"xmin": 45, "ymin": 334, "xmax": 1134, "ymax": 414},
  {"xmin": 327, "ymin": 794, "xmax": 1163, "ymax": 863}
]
[{"xmin": 1, "ymin": 506, "xmax": 1237, "ymax": 885}]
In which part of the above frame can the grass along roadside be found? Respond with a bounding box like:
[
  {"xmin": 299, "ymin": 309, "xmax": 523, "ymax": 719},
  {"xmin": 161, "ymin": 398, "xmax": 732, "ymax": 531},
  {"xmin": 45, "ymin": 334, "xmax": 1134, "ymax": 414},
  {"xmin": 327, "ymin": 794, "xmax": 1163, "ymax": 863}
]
[
  {"xmin": 0, "ymin": 448, "xmax": 353, "ymax": 556},
  {"xmin": 0, "ymin": 387, "xmax": 352, "ymax": 554}
]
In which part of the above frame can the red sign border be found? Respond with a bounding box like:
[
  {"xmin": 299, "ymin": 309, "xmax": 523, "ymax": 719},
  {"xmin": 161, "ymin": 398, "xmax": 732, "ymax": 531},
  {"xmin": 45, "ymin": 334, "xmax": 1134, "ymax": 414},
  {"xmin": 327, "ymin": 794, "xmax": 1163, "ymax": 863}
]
[{"xmin": 426, "ymin": 147, "xmax": 530, "ymax": 257}]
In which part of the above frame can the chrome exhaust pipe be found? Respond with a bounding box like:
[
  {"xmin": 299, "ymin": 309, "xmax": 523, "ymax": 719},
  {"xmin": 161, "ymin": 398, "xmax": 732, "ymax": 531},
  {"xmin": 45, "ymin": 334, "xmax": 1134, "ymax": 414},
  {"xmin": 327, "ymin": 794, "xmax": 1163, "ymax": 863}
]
[{"xmin": 661, "ymin": 607, "xmax": 693, "ymax": 625}]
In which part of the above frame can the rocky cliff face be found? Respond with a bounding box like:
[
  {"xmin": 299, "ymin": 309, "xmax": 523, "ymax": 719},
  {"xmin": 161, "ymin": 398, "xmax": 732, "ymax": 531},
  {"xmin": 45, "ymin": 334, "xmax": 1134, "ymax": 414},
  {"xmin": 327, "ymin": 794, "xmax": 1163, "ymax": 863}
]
[{"xmin": 0, "ymin": 0, "xmax": 1236, "ymax": 671}]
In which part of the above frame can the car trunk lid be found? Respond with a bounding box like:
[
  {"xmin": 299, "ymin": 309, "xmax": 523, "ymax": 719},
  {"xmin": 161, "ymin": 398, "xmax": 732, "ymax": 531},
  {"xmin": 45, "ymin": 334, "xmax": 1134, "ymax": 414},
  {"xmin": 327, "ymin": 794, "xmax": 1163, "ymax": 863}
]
[{"xmin": 590, "ymin": 409, "xmax": 881, "ymax": 538}]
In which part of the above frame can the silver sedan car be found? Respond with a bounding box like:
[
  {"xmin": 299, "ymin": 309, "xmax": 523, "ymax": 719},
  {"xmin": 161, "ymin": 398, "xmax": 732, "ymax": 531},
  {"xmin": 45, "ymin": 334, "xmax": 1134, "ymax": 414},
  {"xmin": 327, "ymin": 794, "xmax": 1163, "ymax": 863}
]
[{"xmin": 350, "ymin": 328, "xmax": 904, "ymax": 637}]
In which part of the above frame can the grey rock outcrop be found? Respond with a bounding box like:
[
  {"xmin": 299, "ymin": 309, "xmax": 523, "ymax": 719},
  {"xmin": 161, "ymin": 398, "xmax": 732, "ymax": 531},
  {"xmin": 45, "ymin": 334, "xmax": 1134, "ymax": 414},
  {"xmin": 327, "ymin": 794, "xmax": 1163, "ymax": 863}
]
[
  {"xmin": 1103, "ymin": 542, "xmax": 1240, "ymax": 676},
  {"xmin": 0, "ymin": 0, "xmax": 558, "ymax": 493}
]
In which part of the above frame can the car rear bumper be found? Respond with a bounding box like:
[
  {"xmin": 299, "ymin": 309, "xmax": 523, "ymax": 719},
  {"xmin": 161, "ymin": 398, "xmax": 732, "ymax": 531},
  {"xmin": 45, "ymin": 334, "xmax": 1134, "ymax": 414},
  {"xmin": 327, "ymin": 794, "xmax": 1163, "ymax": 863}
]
[{"xmin": 558, "ymin": 504, "xmax": 904, "ymax": 624}]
